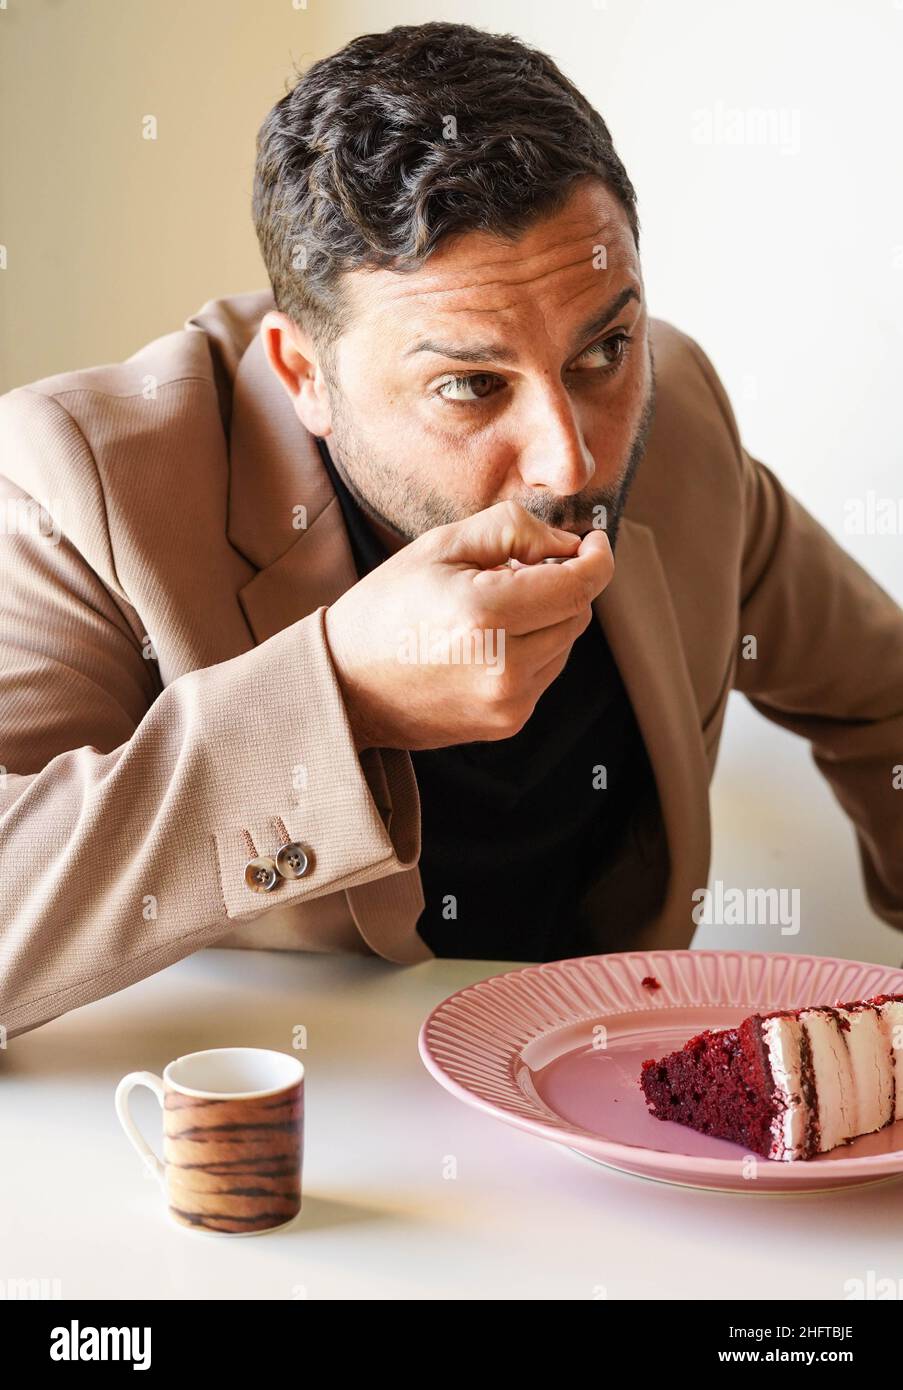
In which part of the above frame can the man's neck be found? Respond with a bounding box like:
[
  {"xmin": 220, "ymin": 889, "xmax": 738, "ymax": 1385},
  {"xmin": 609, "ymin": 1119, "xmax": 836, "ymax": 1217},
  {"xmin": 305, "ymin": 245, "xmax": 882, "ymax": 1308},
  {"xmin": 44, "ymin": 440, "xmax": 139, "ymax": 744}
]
[{"xmin": 361, "ymin": 509, "xmax": 408, "ymax": 557}]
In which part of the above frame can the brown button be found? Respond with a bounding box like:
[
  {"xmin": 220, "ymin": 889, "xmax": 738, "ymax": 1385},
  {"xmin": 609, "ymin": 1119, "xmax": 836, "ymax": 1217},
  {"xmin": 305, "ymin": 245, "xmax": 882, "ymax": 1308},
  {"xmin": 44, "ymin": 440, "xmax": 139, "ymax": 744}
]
[
  {"xmin": 244, "ymin": 856, "xmax": 279, "ymax": 892},
  {"xmin": 275, "ymin": 841, "xmax": 310, "ymax": 880}
]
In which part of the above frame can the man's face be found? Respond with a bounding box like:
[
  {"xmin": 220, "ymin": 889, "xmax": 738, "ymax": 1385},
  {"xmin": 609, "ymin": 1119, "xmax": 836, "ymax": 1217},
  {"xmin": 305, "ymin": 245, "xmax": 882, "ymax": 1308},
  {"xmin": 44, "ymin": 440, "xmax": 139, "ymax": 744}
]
[{"xmin": 318, "ymin": 176, "xmax": 654, "ymax": 550}]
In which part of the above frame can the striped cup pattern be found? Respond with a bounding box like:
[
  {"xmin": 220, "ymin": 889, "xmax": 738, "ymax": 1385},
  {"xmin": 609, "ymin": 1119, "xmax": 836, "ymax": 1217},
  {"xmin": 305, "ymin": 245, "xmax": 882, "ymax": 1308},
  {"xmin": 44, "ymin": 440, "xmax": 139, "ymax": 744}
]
[{"xmin": 163, "ymin": 1078, "xmax": 304, "ymax": 1234}]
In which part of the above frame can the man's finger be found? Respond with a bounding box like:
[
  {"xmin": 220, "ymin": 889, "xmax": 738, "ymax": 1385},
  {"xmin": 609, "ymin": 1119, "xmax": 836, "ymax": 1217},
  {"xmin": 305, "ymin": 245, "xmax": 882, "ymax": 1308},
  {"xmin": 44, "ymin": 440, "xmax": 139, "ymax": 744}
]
[
  {"xmin": 468, "ymin": 528, "xmax": 613, "ymax": 634},
  {"xmin": 440, "ymin": 499, "xmax": 581, "ymax": 568},
  {"xmin": 505, "ymin": 607, "xmax": 593, "ymax": 670}
]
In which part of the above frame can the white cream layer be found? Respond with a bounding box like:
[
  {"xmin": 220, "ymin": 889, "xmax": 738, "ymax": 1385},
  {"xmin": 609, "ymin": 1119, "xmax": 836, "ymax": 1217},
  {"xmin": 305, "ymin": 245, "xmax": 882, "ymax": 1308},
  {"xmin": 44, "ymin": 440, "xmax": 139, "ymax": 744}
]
[
  {"xmin": 877, "ymin": 999, "xmax": 903, "ymax": 1120},
  {"xmin": 761, "ymin": 1001, "xmax": 900, "ymax": 1160},
  {"xmin": 761, "ymin": 1015, "xmax": 806, "ymax": 1160}
]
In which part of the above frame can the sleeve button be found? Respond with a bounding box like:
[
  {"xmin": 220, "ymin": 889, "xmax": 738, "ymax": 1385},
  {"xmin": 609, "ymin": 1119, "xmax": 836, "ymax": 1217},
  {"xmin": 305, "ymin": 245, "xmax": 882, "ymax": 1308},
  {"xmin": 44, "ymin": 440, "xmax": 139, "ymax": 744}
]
[
  {"xmin": 244, "ymin": 856, "xmax": 279, "ymax": 892},
  {"xmin": 275, "ymin": 842, "xmax": 310, "ymax": 879}
]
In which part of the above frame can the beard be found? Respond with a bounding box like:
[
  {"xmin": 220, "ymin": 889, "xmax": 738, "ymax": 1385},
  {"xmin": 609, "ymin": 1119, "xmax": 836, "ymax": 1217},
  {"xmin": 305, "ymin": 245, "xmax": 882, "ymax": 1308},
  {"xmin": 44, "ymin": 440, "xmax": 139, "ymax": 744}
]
[{"xmin": 322, "ymin": 342, "xmax": 657, "ymax": 555}]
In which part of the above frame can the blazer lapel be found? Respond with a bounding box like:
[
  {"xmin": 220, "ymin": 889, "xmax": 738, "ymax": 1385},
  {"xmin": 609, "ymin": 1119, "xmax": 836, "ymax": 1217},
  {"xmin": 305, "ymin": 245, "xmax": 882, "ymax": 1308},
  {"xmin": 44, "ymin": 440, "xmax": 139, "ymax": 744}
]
[{"xmin": 226, "ymin": 329, "xmax": 710, "ymax": 959}]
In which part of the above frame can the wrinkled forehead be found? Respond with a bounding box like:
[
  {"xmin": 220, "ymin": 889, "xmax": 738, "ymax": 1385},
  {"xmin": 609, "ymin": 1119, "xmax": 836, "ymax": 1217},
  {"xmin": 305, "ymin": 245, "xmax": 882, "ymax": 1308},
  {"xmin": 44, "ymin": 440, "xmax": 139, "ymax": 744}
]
[{"xmin": 339, "ymin": 180, "xmax": 641, "ymax": 342}]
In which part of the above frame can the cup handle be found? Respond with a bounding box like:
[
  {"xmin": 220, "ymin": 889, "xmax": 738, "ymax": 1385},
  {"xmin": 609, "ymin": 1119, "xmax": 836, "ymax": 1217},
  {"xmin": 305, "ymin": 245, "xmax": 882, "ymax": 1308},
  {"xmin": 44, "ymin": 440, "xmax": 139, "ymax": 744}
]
[{"xmin": 115, "ymin": 1071, "xmax": 166, "ymax": 1188}]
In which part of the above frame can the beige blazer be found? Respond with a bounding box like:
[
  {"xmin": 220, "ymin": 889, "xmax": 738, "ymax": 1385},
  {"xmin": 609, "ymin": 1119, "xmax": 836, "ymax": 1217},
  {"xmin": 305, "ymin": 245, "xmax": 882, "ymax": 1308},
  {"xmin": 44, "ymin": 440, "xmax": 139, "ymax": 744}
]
[{"xmin": 2, "ymin": 289, "xmax": 902, "ymax": 1040}]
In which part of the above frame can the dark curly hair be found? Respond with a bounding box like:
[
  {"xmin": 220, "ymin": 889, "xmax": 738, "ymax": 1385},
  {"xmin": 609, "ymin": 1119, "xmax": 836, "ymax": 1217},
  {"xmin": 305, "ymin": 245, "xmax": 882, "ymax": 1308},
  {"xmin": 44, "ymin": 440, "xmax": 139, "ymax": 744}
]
[{"xmin": 252, "ymin": 21, "xmax": 639, "ymax": 376}]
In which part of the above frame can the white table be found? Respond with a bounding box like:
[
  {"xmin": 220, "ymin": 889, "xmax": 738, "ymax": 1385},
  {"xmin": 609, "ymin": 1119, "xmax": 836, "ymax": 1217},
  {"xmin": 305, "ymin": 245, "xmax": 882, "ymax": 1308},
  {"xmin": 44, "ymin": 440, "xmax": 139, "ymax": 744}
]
[{"xmin": 2, "ymin": 947, "xmax": 901, "ymax": 1300}]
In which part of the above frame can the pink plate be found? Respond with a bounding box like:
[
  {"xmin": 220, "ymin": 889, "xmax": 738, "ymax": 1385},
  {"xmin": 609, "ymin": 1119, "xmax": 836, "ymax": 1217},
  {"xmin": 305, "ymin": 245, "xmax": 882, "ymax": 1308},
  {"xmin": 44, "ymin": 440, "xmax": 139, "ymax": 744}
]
[{"xmin": 418, "ymin": 950, "xmax": 903, "ymax": 1193}]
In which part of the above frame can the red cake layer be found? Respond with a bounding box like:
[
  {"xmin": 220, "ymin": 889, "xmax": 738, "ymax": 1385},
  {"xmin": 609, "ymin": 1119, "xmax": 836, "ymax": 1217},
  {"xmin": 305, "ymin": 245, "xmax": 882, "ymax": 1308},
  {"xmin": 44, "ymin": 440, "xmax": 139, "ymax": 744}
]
[{"xmin": 639, "ymin": 1016, "xmax": 780, "ymax": 1158}]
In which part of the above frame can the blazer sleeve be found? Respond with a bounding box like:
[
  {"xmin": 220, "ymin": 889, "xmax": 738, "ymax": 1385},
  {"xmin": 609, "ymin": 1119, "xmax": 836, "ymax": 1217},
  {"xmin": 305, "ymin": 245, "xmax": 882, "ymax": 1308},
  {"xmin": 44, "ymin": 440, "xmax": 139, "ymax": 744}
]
[
  {"xmin": 688, "ymin": 340, "xmax": 903, "ymax": 934},
  {"xmin": 0, "ymin": 394, "xmax": 420, "ymax": 1042}
]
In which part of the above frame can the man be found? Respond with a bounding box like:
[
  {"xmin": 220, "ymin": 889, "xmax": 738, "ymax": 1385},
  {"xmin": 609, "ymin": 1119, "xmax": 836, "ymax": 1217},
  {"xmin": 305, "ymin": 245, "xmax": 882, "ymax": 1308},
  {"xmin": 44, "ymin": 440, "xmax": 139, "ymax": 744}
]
[{"xmin": 1, "ymin": 21, "xmax": 901, "ymax": 1042}]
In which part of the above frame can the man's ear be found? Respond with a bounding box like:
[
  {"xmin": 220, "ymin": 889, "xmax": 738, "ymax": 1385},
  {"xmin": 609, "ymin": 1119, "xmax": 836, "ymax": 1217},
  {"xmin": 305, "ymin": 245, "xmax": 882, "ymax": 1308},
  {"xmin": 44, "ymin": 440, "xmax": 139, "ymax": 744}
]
[{"xmin": 258, "ymin": 309, "xmax": 333, "ymax": 438}]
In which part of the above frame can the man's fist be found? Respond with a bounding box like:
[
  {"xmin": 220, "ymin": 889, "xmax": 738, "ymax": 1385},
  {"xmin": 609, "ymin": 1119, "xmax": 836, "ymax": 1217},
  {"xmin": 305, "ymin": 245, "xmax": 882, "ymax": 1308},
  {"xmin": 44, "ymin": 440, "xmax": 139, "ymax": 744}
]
[{"xmin": 323, "ymin": 499, "xmax": 614, "ymax": 751}]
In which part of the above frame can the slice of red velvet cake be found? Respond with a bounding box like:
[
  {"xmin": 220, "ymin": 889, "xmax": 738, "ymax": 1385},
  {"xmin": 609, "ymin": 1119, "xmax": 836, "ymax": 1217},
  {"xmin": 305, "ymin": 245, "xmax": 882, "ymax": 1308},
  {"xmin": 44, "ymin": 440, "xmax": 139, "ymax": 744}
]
[{"xmin": 639, "ymin": 993, "xmax": 903, "ymax": 1160}]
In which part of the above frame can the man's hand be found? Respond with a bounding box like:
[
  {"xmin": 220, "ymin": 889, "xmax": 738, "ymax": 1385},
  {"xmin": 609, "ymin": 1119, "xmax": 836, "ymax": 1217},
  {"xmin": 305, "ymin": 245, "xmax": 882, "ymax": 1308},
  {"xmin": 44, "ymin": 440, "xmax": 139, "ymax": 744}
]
[{"xmin": 323, "ymin": 500, "xmax": 614, "ymax": 751}]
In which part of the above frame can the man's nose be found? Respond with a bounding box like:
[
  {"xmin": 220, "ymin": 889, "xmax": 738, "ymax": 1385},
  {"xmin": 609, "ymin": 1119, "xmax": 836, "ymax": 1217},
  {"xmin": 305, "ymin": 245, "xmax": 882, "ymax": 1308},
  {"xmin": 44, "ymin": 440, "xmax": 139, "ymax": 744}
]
[{"xmin": 515, "ymin": 385, "xmax": 596, "ymax": 496}]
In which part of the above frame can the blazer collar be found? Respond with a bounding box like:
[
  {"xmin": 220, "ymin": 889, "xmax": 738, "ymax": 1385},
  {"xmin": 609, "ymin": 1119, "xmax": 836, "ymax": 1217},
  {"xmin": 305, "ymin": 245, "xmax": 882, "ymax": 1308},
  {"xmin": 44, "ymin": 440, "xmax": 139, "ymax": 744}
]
[{"xmin": 227, "ymin": 329, "xmax": 710, "ymax": 949}]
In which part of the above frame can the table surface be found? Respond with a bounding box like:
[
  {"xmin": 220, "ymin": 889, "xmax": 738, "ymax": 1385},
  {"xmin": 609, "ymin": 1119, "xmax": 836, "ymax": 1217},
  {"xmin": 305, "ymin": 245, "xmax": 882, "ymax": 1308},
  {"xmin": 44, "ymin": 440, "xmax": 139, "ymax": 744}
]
[{"xmin": 2, "ymin": 947, "xmax": 901, "ymax": 1300}]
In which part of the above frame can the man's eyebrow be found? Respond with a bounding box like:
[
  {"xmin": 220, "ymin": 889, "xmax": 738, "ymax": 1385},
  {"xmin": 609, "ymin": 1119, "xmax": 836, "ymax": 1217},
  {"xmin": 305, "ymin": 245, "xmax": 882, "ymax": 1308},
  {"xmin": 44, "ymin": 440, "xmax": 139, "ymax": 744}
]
[{"xmin": 403, "ymin": 286, "xmax": 641, "ymax": 365}]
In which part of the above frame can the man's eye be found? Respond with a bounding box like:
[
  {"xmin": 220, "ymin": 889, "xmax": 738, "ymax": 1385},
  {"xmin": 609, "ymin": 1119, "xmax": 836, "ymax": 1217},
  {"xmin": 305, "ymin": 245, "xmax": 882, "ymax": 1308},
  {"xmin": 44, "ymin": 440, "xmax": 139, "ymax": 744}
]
[
  {"xmin": 575, "ymin": 332, "xmax": 632, "ymax": 371},
  {"xmin": 435, "ymin": 373, "xmax": 500, "ymax": 403}
]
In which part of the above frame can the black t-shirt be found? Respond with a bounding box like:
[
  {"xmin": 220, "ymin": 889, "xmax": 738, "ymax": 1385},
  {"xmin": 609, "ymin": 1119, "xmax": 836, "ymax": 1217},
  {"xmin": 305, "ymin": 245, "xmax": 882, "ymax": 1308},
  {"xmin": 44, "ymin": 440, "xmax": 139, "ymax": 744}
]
[{"xmin": 315, "ymin": 437, "xmax": 657, "ymax": 962}]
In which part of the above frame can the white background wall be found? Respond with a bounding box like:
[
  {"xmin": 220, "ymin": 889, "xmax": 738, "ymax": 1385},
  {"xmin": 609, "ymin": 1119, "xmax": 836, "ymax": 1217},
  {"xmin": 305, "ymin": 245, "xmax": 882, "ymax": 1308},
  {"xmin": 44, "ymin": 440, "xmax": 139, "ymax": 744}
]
[{"xmin": 3, "ymin": 0, "xmax": 901, "ymax": 964}]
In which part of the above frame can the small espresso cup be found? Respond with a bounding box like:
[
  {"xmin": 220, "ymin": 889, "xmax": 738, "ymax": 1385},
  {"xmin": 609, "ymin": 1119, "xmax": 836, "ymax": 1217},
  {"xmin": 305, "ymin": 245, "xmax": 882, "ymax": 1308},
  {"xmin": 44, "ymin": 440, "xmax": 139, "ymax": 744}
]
[{"xmin": 115, "ymin": 1047, "xmax": 304, "ymax": 1235}]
